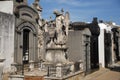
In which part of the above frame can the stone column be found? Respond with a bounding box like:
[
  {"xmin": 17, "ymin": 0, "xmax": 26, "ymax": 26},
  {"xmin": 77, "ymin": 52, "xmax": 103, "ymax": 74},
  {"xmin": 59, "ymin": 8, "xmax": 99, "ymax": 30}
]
[
  {"xmin": 56, "ymin": 63, "xmax": 62, "ymax": 77},
  {"xmin": 29, "ymin": 60, "xmax": 34, "ymax": 71},
  {"xmin": 111, "ymin": 33, "xmax": 115, "ymax": 64},
  {"xmin": 99, "ymin": 29, "xmax": 105, "ymax": 68},
  {"xmin": 0, "ymin": 59, "xmax": 5, "ymax": 80}
]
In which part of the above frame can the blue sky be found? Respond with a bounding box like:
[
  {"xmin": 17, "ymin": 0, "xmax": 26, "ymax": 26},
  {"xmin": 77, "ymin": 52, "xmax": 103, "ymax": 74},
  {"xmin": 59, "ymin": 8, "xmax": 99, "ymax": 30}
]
[{"xmin": 28, "ymin": 0, "xmax": 120, "ymax": 25}]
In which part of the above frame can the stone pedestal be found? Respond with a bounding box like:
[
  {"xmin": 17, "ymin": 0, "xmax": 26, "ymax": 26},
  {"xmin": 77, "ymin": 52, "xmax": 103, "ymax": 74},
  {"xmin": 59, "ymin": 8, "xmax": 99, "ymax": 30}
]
[{"xmin": 46, "ymin": 47, "xmax": 67, "ymax": 63}]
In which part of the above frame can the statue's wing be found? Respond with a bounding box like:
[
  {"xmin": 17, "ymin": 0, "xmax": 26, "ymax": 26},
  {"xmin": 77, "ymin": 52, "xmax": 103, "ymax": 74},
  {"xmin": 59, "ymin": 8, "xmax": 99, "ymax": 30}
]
[{"xmin": 65, "ymin": 12, "xmax": 70, "ymax": 35}]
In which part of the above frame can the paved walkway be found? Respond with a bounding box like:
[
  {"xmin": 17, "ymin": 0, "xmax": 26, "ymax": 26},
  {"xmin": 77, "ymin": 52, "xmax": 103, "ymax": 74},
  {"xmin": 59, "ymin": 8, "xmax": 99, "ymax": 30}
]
[
  {"xmin": 79, "ymin": 61, "xmax": 120, "ymax": 80},
  {"xmin": 83, "ymin": 68, "xmax": 120, "ymax": 80}
]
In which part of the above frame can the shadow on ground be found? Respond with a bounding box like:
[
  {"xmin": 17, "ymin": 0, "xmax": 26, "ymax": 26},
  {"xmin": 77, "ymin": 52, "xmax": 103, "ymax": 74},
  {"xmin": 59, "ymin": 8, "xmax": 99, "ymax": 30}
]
[{"xmin": 110, "ymin": 66, "xmax": 120, "ymax": 72}]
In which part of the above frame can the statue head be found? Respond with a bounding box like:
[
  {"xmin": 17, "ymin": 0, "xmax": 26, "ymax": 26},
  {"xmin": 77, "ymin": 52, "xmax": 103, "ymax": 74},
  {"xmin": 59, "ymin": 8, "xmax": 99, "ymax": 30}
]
[{"xmin": 53, "ymin": 10, "xmax": 62, "ymax": 16}]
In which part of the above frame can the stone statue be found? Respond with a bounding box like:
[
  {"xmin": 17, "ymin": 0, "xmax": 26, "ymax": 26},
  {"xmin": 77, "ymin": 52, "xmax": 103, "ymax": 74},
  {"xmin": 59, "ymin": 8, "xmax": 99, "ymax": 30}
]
[
  {"xmin": 45, "ymin": 9, "xmax": 70, "ymax": 48},
  {"xmin": 33, "ymin": 0, "xmax": 42, "ymax": 11},
  {"xmin": 53, "ymin": 10, "xmax": 67, "ymax": 45},
  {"xmin": 44, "ymin": 9, "xmax": 71, "ymax": 64}
]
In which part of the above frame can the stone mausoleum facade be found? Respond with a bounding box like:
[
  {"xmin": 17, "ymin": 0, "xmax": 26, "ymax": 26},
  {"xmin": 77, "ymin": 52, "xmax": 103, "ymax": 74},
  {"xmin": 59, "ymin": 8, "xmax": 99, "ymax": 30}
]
[
  {"xmin": 0, "ymin": 0, "xmax": 44, "ymax": 73},
  {"xmin": 0, "ymin": 0, "xmax": 120, "ymax": 80}
]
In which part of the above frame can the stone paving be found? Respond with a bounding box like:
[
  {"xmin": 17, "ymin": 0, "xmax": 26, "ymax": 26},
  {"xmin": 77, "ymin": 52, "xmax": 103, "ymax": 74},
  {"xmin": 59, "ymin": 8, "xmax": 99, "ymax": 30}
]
[
  {"xmin": 79, "ymin": 61, "xmax": 120, "ymax": 80},
  {"xmin": 82, "ymin": 68, "xmax": 120, "ymax": 80}
]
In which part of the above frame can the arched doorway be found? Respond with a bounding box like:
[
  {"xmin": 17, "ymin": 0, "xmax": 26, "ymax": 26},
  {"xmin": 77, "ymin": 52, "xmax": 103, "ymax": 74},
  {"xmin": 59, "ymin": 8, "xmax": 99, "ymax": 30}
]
[
  {"xmin": 23, "ymin": 29, "xmax": 30, "ymax": 64},
  {"xmin": 15, "ymin": 22, "xmax": 38, "ymax": 64}
]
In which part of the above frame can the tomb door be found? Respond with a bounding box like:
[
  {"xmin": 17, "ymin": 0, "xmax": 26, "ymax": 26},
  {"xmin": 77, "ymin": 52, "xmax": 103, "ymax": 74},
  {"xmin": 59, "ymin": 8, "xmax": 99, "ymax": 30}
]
[{"xmin": 15, "ymin": 22, "xmax": 37, "ymax": 64}]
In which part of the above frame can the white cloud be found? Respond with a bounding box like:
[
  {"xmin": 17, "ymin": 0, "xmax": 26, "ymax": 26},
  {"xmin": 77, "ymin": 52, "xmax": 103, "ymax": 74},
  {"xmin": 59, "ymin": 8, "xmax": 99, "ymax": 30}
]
[
  {"xmin": 40, "ymin": 0, "xmax": 119, "ymax": 24},
  {"xmin": 44, "ymin": 0, "xmax": 105, "ymax": 7}
]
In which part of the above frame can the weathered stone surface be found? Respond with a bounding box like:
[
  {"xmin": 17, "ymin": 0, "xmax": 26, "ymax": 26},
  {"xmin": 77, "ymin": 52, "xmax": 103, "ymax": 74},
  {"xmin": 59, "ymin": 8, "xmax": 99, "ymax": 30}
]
[
  {"xmin": 0, "ymin": 1, "xmax": 13, "ymax": 14},
  {"xmin": 45, "ymin": 10, "xmax": 70, "ymax": 64},
  {"xmin": 67, "ymin": 28, "xmax": 91, "ymax": 73},
  {"xmin": 0, "ymin": 12, "xmax": 14, "ymax": 73}
]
